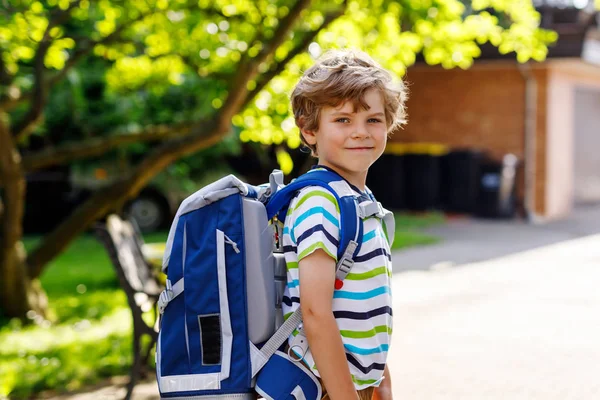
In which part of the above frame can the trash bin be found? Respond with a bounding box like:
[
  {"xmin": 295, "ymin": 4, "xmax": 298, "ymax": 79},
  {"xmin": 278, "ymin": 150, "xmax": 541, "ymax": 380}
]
[
  {"xmin": 402, "ymin": 143, "xmax": 448, "ymax": 211},
  {"xmin": 475, "ymin": 154, "xmax": 519, "ymax": 218},
  {"xmin": 367, "ymin": 146, "xmax": 405, "ymax": 210},
  {"xmin": 439, "ymin": 149, "xmax": 486, "ymax": 214}
]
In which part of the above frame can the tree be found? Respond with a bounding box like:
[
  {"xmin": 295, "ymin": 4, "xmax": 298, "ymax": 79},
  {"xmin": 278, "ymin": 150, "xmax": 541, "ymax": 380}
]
[{"xmin": 0, "ymin": 0, "xmax": 557, "ymax": 320}]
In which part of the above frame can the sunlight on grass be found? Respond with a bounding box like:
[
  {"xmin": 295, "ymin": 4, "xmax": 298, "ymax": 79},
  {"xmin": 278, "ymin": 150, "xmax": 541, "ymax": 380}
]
[
  {"xmin": 392, "ymin": 212, "xmax": 444, "ymax": 250},
  {"xmin": 0, "ymin": 308, "xmax": 133, "ymax": 398},
  {"xmin": 0, "ymin": 301, "xmax": 130, "ymax": 356},
  {"xmin": 0, "ymin": 232, "xmax": 168, "ymax": 398},
  {"xmin": 0, "ymin": 219, "xmax": 440, "ymax": 397}
]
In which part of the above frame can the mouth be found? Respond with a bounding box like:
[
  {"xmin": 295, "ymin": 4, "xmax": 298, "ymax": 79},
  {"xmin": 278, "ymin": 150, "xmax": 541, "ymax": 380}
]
[{"xmin": 346, "ymin": 147, "xmax": 374, "ymax": 151}]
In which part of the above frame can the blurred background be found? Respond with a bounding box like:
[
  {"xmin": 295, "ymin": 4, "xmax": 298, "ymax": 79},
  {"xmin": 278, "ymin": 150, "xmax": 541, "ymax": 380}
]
[{"xmin": 1, "ymin": 0, "xmax": 599, "ymax": 399}]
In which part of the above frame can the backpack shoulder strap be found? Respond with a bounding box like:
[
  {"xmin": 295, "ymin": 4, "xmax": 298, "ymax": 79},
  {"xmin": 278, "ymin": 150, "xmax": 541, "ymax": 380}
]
[{"xmin": 265, "ymin": 169, "xmax": 362, "ymax": 266}]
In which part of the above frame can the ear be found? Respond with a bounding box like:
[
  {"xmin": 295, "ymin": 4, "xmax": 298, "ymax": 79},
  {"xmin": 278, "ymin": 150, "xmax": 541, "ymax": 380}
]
[
  {"xmin": 300, "ymin": 127, "xmax": 317, "ymax": 146},
  {"xmin": 298, "ymin": 116, "xmax": 317, "ymax": 146}
]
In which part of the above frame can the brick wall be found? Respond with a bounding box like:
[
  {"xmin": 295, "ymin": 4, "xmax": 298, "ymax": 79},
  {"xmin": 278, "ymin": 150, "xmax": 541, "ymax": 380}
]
[
  {"xmin": 393, "ymin": 62, "xmax": 526, "ymax": 158},
  {"xmin": 391, "ymin": 62, "xmax": 551, "ymax": 216}
]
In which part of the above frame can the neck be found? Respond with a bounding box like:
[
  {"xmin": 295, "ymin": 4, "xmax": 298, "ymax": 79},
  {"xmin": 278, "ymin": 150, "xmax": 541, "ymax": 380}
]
[{"xmin": 317, "ymin": 161, "xmax": 367, "ymax": 191}]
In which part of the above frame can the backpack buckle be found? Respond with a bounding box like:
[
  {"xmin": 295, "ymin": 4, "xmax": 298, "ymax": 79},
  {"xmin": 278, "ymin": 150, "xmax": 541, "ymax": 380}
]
[
  {"xmin": 158, "ymin": 289, "xmax": 174, "ymax": 315},
  {"xmin": 335, "ymin": 240, "xmax": 358, "ymax": 284},
  {"xmin": 359, "ymin": 201, "xmax": 385, "ymax": 219},
  {"xmin": 158, "ymin": 278, "xmax": 185, "ymax": 314}
]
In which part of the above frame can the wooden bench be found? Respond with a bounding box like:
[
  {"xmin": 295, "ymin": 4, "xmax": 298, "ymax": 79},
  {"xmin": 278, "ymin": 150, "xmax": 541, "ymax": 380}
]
[{"xmin": 95, "ymin": 214, "xmax": 163, "ymax": 400}]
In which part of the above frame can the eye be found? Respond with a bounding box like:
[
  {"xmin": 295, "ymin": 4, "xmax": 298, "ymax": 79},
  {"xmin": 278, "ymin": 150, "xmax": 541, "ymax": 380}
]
[
  {"xmin": 368, "ymin": 118, "xmax": 382, "ymax": 123},
  {"xmin": 335, "ymin": 117, "xmax": 350, "ymax": 123}
]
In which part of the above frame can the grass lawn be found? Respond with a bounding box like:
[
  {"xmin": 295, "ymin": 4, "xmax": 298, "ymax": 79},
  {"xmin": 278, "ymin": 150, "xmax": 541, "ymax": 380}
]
[
  {"xmin": 0, "ymin": 232, "xmax": 168, "ymax": 399},
  {"xmin": 391, "ymin": 211, "xmax": 445, "ymax": 250},
  {"xmin": 0, "ymin": 213, "xmax": 442, "ymax": 398}
]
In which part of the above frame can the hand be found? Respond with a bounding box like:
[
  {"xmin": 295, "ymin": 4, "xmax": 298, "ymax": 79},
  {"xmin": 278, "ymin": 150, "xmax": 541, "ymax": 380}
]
[
  {"xmin": 374, "ymin": 385, "xmax": 393, "ymax": 400},
  {"xmin": 374, "ymin": 365, "xmax": 393, "ymax": 400}
]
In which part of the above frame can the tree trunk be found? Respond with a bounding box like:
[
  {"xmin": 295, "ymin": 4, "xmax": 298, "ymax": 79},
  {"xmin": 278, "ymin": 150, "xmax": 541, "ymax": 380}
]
[{"xmin": 0, "ymin": 112, "xmax": 48, "ymax": 320}]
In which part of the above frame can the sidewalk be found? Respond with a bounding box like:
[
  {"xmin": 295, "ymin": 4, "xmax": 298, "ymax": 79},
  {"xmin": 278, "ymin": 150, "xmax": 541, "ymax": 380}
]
[
  {"xmin": 46, "ymin": 230, "xmax": 600, "ymax": 399},
  {"xmin": 387, "ymin": 232, "xmax": 600, "ymax": 399},
  {"xmin": 391, "ymin": 204, "xmax": 600, "ymax": 273}
]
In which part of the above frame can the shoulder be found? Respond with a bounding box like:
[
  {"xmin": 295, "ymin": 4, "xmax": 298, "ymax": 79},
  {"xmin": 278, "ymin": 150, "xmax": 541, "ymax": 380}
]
[{"xmin": 288, "ymin": 186, "xmax": 341, "ymax": 217}]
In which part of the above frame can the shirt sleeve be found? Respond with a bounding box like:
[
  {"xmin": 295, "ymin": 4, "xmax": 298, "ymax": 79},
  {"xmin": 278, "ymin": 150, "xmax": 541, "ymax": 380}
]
[{"xmin": 285, "ymin": 186, "xmax": 341, "ymax": 262}]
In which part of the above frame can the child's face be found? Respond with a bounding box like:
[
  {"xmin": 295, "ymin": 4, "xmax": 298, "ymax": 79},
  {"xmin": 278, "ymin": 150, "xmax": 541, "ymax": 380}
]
[{"xmin": 302, "ymin": 87, "xmax": 387, "ymax": 189}]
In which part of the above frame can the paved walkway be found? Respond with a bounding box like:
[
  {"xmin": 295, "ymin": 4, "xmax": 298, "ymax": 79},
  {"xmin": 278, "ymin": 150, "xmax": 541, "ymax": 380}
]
[
  {"xmin": 392, "ymin": 204, "xmax": 600, "ymax": 272},
  {"xmin": 388, "ymin": 233, "xmax": 600, "ymax": 399},
  {"xmin": 46, "ymin": 207, "xmax": 600, "ymax": 399}
]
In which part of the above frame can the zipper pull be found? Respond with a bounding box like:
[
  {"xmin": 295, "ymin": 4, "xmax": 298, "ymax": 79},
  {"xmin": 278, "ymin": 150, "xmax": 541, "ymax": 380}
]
[{"xmin": 223, "ymin": 234, "xmax": 240, "ymax": 253}]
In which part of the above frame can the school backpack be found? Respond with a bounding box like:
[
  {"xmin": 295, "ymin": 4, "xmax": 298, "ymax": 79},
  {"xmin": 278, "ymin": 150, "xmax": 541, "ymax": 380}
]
[{"xmin": 155, "ymin": 168, "xmax": 394, "ymax": 400}]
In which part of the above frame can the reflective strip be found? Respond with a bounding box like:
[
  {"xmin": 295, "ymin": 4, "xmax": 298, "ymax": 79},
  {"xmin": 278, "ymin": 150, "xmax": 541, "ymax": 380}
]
[
  {"xmin": 291, "ymin": 385, "xmax": 307, "ymax": 400},
  {"xmin": 159, "ymin": 373, "xmax": 221, "ymax": 393},
  {"xmin": 183, "ymin": 223, "xmax": 191, "ymax": 365},
  {"xmin": 292, "ymin": 350, "xmax": 322, "ymax": 399},
  {"xmin": 161, "ymin": 394, "xmax": 255, "ymax": 400},
  {"xmin": 156, "ymin": 330, "xmax": 163, "ymax": 392},
  {"xmin": 254, "ymin": 386, "xmax": 275, "ymax": 400},
  {"xmin": 216, "ymin": 230, "xmax": 233, "ymax": 381}
]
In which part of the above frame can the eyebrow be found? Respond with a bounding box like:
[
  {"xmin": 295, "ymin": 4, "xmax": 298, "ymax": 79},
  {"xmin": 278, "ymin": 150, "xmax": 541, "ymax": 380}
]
[{"xmin": 330, "ymin": 111, "xmax": 385, "ymax": 117}]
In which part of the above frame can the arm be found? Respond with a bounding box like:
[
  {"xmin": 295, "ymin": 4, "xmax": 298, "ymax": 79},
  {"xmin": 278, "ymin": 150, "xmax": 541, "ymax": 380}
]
[
  {"xmin": 373, "ymin": 365, "xmax": 393, "ymax": 400},
  {"xmin": 299, "ymin": 249, "xmax": 359, "ymax": 400}
]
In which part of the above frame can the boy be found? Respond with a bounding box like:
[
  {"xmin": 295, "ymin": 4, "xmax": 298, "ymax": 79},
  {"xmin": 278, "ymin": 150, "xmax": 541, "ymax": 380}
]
[{"xmin": 282, "ymin": 50, "xmax": 408, "ymax": 400}]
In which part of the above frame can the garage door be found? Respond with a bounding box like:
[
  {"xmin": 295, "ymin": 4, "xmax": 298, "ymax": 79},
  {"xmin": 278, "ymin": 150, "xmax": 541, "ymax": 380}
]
[{"xmin": 574, "ymin": 87, "xmax": 600, "ymax": 204}]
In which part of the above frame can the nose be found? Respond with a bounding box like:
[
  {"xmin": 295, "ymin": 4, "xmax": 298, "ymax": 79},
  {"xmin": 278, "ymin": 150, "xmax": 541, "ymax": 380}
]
[{"xmin": 351, "ymin": 121, "xmax": 370, "ymax": 139}]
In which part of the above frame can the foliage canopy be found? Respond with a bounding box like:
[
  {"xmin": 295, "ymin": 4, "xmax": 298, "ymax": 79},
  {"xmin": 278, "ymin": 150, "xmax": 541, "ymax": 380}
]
[{"xmin": 1, "ymin": 0, "xmax": 557, "ymax": 165}]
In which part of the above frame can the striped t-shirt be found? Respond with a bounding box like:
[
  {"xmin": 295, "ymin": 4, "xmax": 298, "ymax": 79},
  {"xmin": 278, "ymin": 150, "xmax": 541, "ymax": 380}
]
[{"xmin": 281, "ymin": 173, "xmax": 393, "ymax": 390}]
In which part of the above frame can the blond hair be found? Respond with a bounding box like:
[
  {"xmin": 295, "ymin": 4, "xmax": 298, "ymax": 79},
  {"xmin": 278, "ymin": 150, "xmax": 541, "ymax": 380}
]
[{"xmin": 291, "ymin": 49, "xmax": 408, "ymax": 155}]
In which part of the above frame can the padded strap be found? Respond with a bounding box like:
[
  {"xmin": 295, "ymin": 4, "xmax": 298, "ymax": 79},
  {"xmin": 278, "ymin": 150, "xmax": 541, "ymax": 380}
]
[{"xmin": 266, "ymin": 170, "xmax": 361, "ymax": 261}]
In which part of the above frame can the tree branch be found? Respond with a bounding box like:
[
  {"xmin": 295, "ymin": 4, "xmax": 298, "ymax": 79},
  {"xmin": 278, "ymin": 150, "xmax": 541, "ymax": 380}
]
[
  {"xmin": 26, "ymin": 117, "xmax": 226, "ymax": 279},
  {"xmin": 11, "ymin": 25, "xmax": 55, "ymax": 141},
  {"xmin": 0, "ymin": 47, "xmax": 12, "ymax": 87},
  {"xmin": 219, "ymin": 0, "xmax": 312, "ymax": 129},
  {"xmin": 10, "ymin": 1, "xmax": 83, "ymax": 140},
  {"xmin": 20, "ymin": 123, "xmax": 193, "ymax": 173},
  {"xmin": 198, "ymin": 5, "xmax": 246, "ymax": 22},
  {"xmin": 241, "ymin": 6, "xmax": 346, "ymax": 109}
]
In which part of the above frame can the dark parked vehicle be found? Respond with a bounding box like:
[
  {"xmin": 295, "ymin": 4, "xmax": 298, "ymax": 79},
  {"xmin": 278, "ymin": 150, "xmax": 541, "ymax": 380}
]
[{"xmin": 23, "ymin": 166, "xmax": 178, "ymax": 235}]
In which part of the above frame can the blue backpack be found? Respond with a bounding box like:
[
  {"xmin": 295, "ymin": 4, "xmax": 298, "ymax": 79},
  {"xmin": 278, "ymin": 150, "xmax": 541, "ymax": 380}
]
[{"xmin": 156, "ymin": 169, "xmax": 394, "ymax": 400}]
